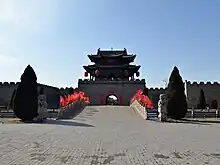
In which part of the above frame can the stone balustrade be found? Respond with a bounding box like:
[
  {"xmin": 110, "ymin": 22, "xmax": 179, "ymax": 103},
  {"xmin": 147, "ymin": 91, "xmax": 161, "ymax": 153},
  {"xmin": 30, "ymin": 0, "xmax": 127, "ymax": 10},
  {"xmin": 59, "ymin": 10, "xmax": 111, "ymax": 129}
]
[
  {"xmin": 130, "ymin": 99, "xmax": 220, "ymax": 121},
  {"xmin": 58, "ymin": 100, "xmax": 88, "ymax": 119},
  {"xmin": 187, "ymin": 109, "xmax": 219, "ymax": 118},
  {"xmin": 130, "ymin": 99, "xmax": 148, "ymax": 119},
  {"xmin": 0, "ymin": 101, "xmax": 89, "ymax": 119}
]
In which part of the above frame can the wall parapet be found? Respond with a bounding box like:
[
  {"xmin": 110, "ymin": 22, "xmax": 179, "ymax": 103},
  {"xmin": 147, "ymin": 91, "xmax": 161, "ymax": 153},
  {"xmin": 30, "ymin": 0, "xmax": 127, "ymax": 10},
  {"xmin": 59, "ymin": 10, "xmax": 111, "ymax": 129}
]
[
  {"xmin": 78, "ymin": 79, "xmax": 146, "ymax": 84},
  {"xmin": 148, "ymin": 87, "xmax": 167, "ymax": 92},
  {"xmin": 0, "ymin": 82, "xmax": 20, "ymax": 86},
  {"xmin": 38, "ymin": 83, "xmax": 60, "ymax": 90},
  {"xmin": 0, "ymin": 81, "xmax": 59, "ymax": 90},
  {"xmin": 185, "ymin": 80, "xmax": 220, "ymax": 86}
]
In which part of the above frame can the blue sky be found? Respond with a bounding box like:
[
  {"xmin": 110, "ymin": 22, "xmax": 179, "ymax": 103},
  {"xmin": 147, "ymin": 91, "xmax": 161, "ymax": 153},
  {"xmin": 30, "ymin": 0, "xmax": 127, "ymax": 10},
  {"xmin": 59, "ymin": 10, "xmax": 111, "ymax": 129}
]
[{"xmin": 0, "ymin": 0, "xmax": 219, "ymax": 88}]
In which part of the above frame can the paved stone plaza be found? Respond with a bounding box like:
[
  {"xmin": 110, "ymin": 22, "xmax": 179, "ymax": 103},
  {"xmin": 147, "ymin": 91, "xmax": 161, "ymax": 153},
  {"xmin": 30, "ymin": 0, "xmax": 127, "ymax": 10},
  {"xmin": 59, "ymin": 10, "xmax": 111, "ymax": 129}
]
[{"xmin": 1, "ymin": 106, "xmax": 220, "ymax": 165}]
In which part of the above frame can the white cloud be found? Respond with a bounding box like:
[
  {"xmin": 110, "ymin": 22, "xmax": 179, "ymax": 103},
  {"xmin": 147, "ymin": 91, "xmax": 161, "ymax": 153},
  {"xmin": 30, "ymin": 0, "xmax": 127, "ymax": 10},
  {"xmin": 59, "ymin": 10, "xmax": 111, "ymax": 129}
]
[{"xmin": 0, "ymin": 0, "xmax": 59, "ymax": 34}]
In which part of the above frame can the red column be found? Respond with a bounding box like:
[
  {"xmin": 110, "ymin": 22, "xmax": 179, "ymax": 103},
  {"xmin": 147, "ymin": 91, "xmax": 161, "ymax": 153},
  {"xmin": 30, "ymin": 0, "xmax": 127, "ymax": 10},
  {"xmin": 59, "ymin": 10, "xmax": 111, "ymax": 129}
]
[
  {"xmin": 99, "ymin": 93, "xmax": 104, "ymax": 105},
  {"xmin": 120, "ymin": 91, "xmax": 123, "ymax": 104}
]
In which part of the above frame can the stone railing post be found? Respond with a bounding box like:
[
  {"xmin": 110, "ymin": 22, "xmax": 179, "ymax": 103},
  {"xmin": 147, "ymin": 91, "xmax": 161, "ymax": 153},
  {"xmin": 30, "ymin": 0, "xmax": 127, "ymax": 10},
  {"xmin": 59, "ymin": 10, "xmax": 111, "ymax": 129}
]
[
  {"xmin": 145, "ymin": 108, "xmax": 148, "ymax": 120},
  {"xmin": 191, "ymin": 108, "xmax": 194, "ymax": 118},
  {"xmin": 216, "ymin": 109, "xmax": 219, "ymax": 118}
]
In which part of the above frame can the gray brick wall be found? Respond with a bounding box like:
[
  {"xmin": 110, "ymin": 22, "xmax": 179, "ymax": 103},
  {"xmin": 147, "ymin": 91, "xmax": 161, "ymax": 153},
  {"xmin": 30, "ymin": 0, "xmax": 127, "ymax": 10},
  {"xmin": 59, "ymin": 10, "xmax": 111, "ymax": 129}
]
[
  {"xmin": 185, "ymin": 81, "xmax": 220, "ymax": 108},
  {"xmin": 0, "ymin": 82, "xmax": 60, "ymax": 109}
]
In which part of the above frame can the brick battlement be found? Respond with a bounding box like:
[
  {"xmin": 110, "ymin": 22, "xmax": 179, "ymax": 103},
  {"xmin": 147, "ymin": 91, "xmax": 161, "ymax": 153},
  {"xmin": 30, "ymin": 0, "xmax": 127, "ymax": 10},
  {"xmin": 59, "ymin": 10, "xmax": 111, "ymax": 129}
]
[
  {"xmin": 185, "ymin": 80, "xmax": 220, "ymax": 108},
  {"xmin": 0, "ymin": 82, "xmax": 20, "ymax": 86},
  {"xmin": 148, "ymin": 87, "xmax": 167, "ymax": 92},
  {"xmin": 0, "ymin": 82, "xmax": 59, "ymax": 90},
  {"xmin": 0, "ymin": 81, "xmax": 60, "ymax": 108},
  {"xmin": 185, "ymin": 80, "xmax": 220, "ymax": 86},
  {"xmin": 78, "ymin": 79, "xmax": 146, "ymax": 84}
]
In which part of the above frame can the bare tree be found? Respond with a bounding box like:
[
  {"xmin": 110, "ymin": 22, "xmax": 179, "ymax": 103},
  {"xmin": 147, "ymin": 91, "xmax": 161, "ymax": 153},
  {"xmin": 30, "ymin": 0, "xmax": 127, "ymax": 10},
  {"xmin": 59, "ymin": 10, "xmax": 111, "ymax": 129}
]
[{"xmin": 162, "ymin": 79, "xmax": 168, "ymax": 88}]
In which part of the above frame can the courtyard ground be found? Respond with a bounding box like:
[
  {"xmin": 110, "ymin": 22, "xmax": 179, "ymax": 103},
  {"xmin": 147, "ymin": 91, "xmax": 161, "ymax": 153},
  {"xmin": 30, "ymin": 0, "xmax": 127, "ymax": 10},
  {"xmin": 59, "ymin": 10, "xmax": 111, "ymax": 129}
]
[{"xmin": 0, "ymin": 106, "xmax": 220, "ymax": 165}]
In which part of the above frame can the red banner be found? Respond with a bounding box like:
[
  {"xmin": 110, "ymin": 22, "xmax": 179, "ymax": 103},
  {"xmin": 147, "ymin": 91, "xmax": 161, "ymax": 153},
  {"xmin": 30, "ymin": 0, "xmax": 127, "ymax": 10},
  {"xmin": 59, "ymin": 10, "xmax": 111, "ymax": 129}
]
[{"xmin": 120, "ymin": 91, "xmax": 123, "ymax": 104}]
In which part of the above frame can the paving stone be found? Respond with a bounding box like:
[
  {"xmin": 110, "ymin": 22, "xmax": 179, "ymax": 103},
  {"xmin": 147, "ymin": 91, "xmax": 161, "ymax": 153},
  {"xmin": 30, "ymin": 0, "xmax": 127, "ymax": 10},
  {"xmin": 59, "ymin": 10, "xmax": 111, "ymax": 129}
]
[{"xmin": 0, "ymin": 106, "xmax": 220, "ymax": 164}]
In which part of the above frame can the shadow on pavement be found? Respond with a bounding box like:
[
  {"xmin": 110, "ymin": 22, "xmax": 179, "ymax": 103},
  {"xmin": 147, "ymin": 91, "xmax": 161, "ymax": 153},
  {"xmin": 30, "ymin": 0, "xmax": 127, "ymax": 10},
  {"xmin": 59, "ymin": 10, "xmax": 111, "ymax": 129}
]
[
  {"xmin": 165, "ymin": 118, "xmax": 220, "ymax": 125},
  {"xmin": 58, "ymin": 102, "xmax": 87, "ymax": 119},
  {"xmin": 45, "ymin": 119, "xmax": 94, "ymax": 127},
  {"xmin": 1, "ymin": 118, "xmax": 94, "ymax": 127},
  {"xmin": 181, "ymin": 118, "xmax": 220, "ymax": 124},
  {"xmin": 165, "ymin": 119, "xmax": 211, "ymax": 125}
]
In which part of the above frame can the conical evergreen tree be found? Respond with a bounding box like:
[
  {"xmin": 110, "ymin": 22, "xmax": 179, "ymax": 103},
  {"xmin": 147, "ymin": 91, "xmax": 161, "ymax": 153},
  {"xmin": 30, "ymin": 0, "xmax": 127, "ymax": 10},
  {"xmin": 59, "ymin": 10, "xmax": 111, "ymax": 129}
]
[
  {"xmin": 197, "ymin": 89, "xmax": 206, "ymax": 109},
  {"xmin": 13, "ymin": 65, "xmax": 38, "ymax": 121},
  {"xmin": 166, "ymin": 66, "xmax": 187, "ymax": 119}
]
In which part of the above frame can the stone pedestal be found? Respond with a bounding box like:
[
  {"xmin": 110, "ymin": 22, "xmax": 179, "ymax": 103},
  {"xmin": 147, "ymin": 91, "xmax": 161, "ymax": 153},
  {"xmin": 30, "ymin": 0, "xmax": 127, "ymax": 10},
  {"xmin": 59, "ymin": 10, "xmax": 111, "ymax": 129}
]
[
  {"xmin": 130, "ymin": 100, "xmax": 148, "ymax": 120},
  {"xmin": 58, "ymin": 101, "xmax": 87, "ymax": 119},
  {"xmin": 158, "ymin": 94, "xmax": 167, "ymax": 122}
]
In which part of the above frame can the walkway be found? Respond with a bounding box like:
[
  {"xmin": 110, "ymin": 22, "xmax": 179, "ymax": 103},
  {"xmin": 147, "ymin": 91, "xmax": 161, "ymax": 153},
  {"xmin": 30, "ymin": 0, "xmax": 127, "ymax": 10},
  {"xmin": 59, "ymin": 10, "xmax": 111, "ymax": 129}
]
[{"xmin": 0, "ymin": 106, "xmax": 220, "ymax": 165}]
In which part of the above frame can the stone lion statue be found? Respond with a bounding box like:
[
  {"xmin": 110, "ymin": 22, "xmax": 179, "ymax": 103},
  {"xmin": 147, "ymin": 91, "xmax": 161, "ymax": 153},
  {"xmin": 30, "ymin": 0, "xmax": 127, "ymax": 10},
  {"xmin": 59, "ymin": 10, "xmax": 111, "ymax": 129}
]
[{"xmin": 37, "ymin": 87, "xmax": 48, "ymax": 122}]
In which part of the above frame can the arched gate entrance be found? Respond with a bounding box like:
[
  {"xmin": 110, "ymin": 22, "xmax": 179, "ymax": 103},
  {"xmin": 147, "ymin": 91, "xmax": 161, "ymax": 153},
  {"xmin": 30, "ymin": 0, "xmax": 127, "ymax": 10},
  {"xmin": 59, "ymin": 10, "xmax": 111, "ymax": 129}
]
[{"xmin": 106, "ymin": 94, "xmax": 118, "ymax": 105}]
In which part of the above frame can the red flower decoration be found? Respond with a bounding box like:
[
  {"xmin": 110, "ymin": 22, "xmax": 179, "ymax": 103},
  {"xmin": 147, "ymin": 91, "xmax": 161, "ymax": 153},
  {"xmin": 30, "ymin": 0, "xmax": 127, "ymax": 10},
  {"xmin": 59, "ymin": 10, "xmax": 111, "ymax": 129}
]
[
  {"xmin": 60, "ymin": 91, "xmax": 90, "ymax": 108},
  {"xmin": 130, "ymin": 89, "xmax": 154, "ymax": 109}
]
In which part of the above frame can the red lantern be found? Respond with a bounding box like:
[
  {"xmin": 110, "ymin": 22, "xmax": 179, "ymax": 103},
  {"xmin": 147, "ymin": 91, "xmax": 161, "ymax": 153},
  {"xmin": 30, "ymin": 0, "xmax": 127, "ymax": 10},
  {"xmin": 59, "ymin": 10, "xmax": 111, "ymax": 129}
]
[
  {"xmin": 136, "ymin": 72, "xmax": 140, "ymax": 77},
  {"xmin": 95, "ymin": 70, "xmax": 100, "ymax": 76},
  {"xmin": 84, "ymin": 72, "xmax": 88, "ymax": 77}
]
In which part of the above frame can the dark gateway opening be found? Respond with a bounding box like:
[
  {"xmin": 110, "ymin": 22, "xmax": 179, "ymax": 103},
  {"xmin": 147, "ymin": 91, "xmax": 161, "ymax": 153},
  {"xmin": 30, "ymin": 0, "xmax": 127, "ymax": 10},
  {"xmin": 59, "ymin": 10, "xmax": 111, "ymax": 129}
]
[{"xmin": 106, "ymin": 94, "xmax": 118, "ymax": 105}]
